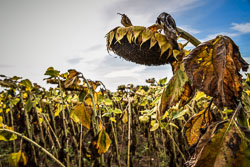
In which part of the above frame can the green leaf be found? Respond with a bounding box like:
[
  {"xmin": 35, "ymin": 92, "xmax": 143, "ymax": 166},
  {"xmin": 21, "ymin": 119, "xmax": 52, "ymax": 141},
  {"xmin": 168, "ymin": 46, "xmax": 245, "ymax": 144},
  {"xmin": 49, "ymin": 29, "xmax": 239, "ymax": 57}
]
[
  {"xmin": 158, "ymin": 77, "xmax": 168, "ymax": 86},
  {"xmin": 70, "ymin": 103, "xmax": 92, "ymax": 129},
  {"xmin": 24, "ymin": 99, "xmax": 34, "ymax": 112},
  {"xmin": 109, "ymin": 117, "xmax": 116, "ymax": 123},
  {"xmin": 10, "ymin": 98, "xmax": 20, "ymax": 106},
  {"xmin": 193, "ymin": 91, "xmax": 207, "ymax": 101},
  {"xmin": 10, "ymin": 76, "xmax": 22, "ymax": 81},
  {"xmin": 19, "ymin": 79, "xmax": 33, "ymax": 92},
  {"xmin": 103, "ymin": 99, "xmax": 113, "ymax": 106},
  {"xmin": 172, "ymin": 109, "xmax": 188, "ymax": 120},
  {"xmin": 110, "ymin": 109, "xmax": 122, "ymax": 114},
  {"xmin": 44, "ymin": 67, "xmax": 60, "ymax": 77}
]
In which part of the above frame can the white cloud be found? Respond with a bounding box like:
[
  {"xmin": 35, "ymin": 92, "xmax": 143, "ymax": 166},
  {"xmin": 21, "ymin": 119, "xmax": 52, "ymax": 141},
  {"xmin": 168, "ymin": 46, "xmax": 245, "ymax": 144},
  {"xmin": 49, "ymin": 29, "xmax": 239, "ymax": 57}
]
[
  {"xmin": 231, "ymin": 22, "xmax": 250, "ymax": 34},
  {"xmin": 103, "ymin": 0, "xmax": 204, "ymax": 26},
  {"xmin": 200, "ymin": 32, "xmax": 238, "ymax": 42},
  {"xmin": 201, "ymin": 22, "xmax": 250, "ymax": 42}
]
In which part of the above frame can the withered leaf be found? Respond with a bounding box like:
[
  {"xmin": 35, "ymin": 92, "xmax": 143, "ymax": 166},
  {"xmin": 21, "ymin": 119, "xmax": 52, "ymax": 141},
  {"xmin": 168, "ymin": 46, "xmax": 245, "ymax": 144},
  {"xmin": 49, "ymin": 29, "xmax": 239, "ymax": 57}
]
[
  {"xmin": 140, "ymin": 28, "xmax": 153, "ymax": 46},
  {"xmin": 187, "ymin": 121, "xmax": 250, "ymax": 167},
  {"xmin": 108, "ymin": 31, "xmax": 115, "ymax": 48},
  {"xmin": 159, "ymin": 64, "xmax": 194, "ymax": 117},
  {"xmin": 126, "ymin": 28, "xmax": 133, "ymax": 44},
  {"xmin": 184, "ymin": 35, "xmax": 249, "ymax": 110},
  {"xmin": 122, "ymin": 109, "xmax": 128, "ymax": 123},
  {"xmin": 183, "ymin": 107, "xmax": 215, "ymax": 147},
  {"xmin": 160, "ymin": 43, "xmax": 171, "ymax": 57},
  {"xmin": 70, "ymin": 102, "xmax": 92, "ymax": 129},
  {"xmin": 115, "ymin": 27, "xmax": 129, "ymax": 43},
  {"xmin": 131, "ymin": 26, "xmax": 145, "ymax": 42},
  {"xmin": 8, "ymin": 150, "xmax": 28, "ymax": 167},
  {"xmin": 149, "ymin": 35, "xmax": 157, "ymax": 49},
  {"xmin": 64, "ymin": 69, "xmax": 81, "ymax": 88},
  {"xmin": 155, "ymin": 33, "xmax": 168, "ymax": 49},
  {"xmin": 91, "ymin": 129, "xmax": 111, "ymax": 155}
]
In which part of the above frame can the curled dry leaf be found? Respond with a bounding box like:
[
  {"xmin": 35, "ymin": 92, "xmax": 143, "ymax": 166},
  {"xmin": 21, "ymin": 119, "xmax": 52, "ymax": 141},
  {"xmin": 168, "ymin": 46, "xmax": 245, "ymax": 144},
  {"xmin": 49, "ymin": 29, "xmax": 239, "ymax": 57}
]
[
  {"xmin": 183, "ymin": 107, "xmax": 215, "ymax": 147},
  {"xmin": 187, "ymin": 121, "xmax": 250, "ymax": 167},
  {"xmin": 64, "ymin": 69, "xmax": 81, "ymax": 88},
  {"xmin": 184, "ymin": 35, "xmax": 249, "ymax": 110}
]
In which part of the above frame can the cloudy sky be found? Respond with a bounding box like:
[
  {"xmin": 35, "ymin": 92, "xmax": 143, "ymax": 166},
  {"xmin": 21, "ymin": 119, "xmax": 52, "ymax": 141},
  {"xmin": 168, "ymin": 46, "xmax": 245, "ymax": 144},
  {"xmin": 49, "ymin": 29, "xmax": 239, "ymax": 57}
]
[{"xmin": 1, "ymin": 0, "xmax": 250, "ymax": 91}]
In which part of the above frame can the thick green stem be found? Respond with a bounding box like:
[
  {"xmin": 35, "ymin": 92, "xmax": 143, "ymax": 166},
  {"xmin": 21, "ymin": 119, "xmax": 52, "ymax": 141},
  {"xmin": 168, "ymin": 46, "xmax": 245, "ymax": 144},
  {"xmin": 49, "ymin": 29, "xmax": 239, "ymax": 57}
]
[
  {"xmin": 177, "ymin": 27, "xmax": 201, "ymax": 47},
  {"xmin": 0, "ymin": 127, "xmax": 65, "ymax": 167}
]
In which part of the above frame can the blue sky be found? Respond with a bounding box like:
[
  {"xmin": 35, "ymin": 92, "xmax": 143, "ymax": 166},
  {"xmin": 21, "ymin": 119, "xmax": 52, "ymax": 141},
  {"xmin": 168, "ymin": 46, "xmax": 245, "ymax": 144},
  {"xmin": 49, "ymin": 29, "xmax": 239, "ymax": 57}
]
[
  {"xmin": 0, "ymin": 0, "xmax": 249, "ymax": 91},
  {"xmin": 177, "ymin": 0, "xmax": 250, "ymax": 57}
]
